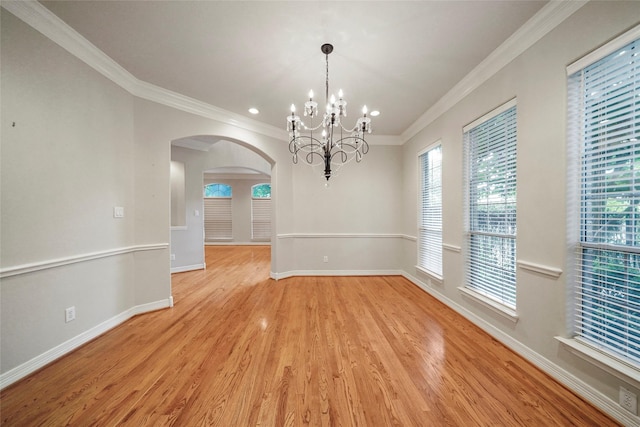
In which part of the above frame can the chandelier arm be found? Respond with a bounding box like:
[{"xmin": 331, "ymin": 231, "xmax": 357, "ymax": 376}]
[
  {"xmin": 332, "ymin": 136, "xmax": 370, "ymax": 152},
  {"xmin": 305, "ymin": 150, "xmax": 327, "ymax": 165},
  {"xmin": 329, "ymin": 148, "xmax": 349, "ymax": 164},
  {"xmin": 290, "ymin": 135, "xmax": 326, "ymax": 150}
]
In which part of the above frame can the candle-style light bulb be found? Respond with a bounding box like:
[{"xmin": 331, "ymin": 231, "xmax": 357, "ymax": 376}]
[
  {"xmin": 291, "ymin": 104, "xmax": 296, "ymax": 113},
  {"xmin": 338, "ymin": 89, "xmax": 344, "ymax": 99},
  {"xmin": 362, "ymin": 105, "xmax": 368, "ymax": 116},
  {"xmin": 308, "ymin": 90, "xmax": 314, "ymax": 100},
  {"xmin": 330, "ymin": 94, "xmax": 336, "ymax": 105}
]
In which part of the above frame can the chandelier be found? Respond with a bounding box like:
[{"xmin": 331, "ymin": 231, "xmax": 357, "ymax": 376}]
[{"xmin": 286, "ymin": 43, "xmax": 372, "ymax": 181}]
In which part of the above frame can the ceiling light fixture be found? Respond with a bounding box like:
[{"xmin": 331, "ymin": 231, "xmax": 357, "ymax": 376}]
[
  {"xmin": 286, "ymin": 43, "xmax": 372, "ymax": 181},
  {"xmin": 248, "ymin": 107, "xmax": 259, "ymax": 114}
]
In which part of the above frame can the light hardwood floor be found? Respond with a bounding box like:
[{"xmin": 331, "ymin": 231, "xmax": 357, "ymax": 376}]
[{"xmin": 1, "ymin": 246, "xmax": 618, "ymax": 426}]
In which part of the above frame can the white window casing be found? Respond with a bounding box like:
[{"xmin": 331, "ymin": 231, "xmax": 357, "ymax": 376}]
[
  {"xmin": 418, "ymin": 143, "xmax": 443, "ymax": 279},
  {"xmin": 567, "ymin": 27, "xmax": 640, "ymax": 368},
  {"xmin": 464, "ymin": 99, "xmax": 518, "ymax": 311}
]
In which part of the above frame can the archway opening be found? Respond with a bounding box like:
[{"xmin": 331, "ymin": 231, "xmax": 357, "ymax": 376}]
[{"xmin": 169, "ymin": 135, "xmax": 276, "ymax": 281}]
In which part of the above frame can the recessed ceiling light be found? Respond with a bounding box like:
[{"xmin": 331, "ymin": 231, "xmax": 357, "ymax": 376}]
[
  {"xmin": 370, "ymin": 110, "xmax": 380, "ymax": 117},
  {"xmin": 248, "ymin": 108, "xmax": 259, "ymax": 114}
]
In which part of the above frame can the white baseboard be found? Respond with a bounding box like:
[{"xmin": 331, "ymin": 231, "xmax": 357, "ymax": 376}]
[
  {"xmin": 204, "ymin": 242, "xmax": 271, "ymax": 246},
  {"xmin": 171, "ymin": 263, "xmax": 205, "ymax": 274},
  {"xmin": 401, "ymin": 272, "xmax": 639, "ymax": 427},
  {"xmin": 270, "ymin": 269, "xmax": 403, "ymax": 281},
  {"xmin": 0, "ymin": 297, "xmax": 172, "ymax": 390}
]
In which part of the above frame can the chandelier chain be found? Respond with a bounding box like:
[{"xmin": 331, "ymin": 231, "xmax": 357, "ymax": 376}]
[{"xmin": 325, "ymin": 51, "xmax": 329, "ymax": 106}]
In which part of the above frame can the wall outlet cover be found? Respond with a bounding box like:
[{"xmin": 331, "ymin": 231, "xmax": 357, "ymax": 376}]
[
  {"xmin": 620, "ymin": 386, "xmax": 638, "ymax": 415},
  {"xmin": 65, "ymin": 306, "xmax": 76, "ymax": 323}
]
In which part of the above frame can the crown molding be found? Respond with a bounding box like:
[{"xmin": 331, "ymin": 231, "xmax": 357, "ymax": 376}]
[
  {"xmin": 401, "ymin": 0, "xmax": 588, "ymax": 143},
  {"xmin": 1, "ymin": 0, "xmax": 286, "ymax": 141},
  {"xmin": 132, "ymin": 80, "xmax": 286, "ymax": 140},
  {"xmin": 3, "ymin": 0, "xmax": 588, "ymax": 146},
  {"xmin": 1, "ymin": 0, "xmax": 139, "ymax": 92},
  {"xmin": 366, "ymin": 134, "xmax": 404, "ymax": 146}
]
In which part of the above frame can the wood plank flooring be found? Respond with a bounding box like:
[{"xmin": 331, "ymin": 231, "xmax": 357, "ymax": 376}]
[{"xmin": 1, "ymin": 246, "xmax": 618, "ymax": 426}]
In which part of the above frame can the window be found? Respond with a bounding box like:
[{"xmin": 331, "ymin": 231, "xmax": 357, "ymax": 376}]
[
  {"xmin": 204, "ymin": 183, "xmax": 232, "ymax": 198},
  {"xmin": 251, "ymin": 183, "xmax": 271, "ymax": 198},
  {"xmin": 251, "ymin": 183, "xmax": 271, "ymax": 241},
  {"xmin": 418, "ymin": 144, "xmax": 442, "ymax": 277},
  {"xmin": 203, "ymin": 183, "xmax": 232, "ymax": 240},
  {"xmin": 568, "ymin": 34, "xmax": 640, "ymax": 365},
  {"xmin": 464, "ymin": 100, "xmax": 517, "ymax": 310}
]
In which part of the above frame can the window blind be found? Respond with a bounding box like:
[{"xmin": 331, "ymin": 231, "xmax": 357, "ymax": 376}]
[
  {"xmin": 568, "ymin": 36, "xmax": 640, "ymax": 364},
  {"xmin": 204, "ymin": 198, "xmax": 232, "ymax": 240},
  {"xmin": 252, "ymin": 198, "xmax": 271, "ymax": 241},
  {"xmin": 464, "ymin": 102, "xmax": 517, "ymax": 309},
  {"xmin": 418, "ymin": 145, "xmax": 442, "ymax": 277}
]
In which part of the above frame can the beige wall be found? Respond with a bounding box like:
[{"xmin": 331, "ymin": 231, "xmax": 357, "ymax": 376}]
[
  {"xmin": 401, "ymin": 2, "xmax": 640, "ymax": 423},
  {"xmin": 1, "ymin": 9, "xmax": 139, "ymax": 373},
  {"xmin": 2, "ymin": 2, "xmax": 640, "ymax": 423}
]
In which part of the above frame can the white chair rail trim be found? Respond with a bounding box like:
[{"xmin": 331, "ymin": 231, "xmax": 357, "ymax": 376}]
[
  {"xmin": 517, "ymin": 260, "xmax": 563, "ymax": 279},
  {"xmin": 442, "ymin": 243, "xmax": 462, "ymax": 253},
  {"xmin": 0, "ymin": 244, "xmax": 169, "ymax": 279}
]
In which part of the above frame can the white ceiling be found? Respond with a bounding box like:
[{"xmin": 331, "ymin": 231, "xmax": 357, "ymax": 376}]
[{"xmin": 40, "ymin": 0, "xmax": 548, "ymax": 137}]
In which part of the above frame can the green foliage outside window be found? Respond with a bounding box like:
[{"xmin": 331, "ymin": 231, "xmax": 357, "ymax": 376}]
[
  {"xmin": 252, "ymin": 184, "xmax": 271, "ymax": 198},
  {"xmin": 204, "ymin": 183, "xmax": 232, "ymax": 198}
]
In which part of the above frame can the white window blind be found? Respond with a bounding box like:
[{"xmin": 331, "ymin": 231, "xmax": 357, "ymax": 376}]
[
  {"xmin": 252, "ymin": 198, "xmax": 271, "ymax": 241},
  {"xmin": 464, "ymin": 101, "xmax": 517, "ymax": 309},
  {"xmin": 418, "ymin": 145, "xmax": 442, "ymax": 277},
  {"xmin": 204, "ymin": 198, "xmax": 232, "ymax": 240},
  {"xmin": 568, "ymin": 36, "xmax": 640, "ymax": 364}
]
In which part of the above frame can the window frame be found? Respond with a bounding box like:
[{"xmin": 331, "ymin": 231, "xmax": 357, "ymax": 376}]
[
  {"xmin": 565, "ymin": 25, "xmax": 640, "ymax": 373},
  {"xmin": 203, "ymin": 183, "xmax": 233, "ymax": 241},
  {"xmin": 251, "ymin": 183, "xmax": 271, "ymax": 241},
  {"xmin": 462, "ymin": 99, "xmax": 518, "ymax": 319},
  {"xmin": 417, "ymin": 142, "xmax": 443, "ymax": 281},
  {"xmin": 204, "ymin": 183, "xmax": 232, "ymax": 198}
]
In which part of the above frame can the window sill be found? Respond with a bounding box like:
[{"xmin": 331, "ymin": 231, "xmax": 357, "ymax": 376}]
[
  {"xmin": 458, "ymin": 287, "xmax": 519, "ymax": 323},
  {"xmin": 415, "ymin": 265, "xmax": 443, "ymax": 285},
  {"xmin": 555, "ymin": 336, "xmax": 640, "ymax": 387}
]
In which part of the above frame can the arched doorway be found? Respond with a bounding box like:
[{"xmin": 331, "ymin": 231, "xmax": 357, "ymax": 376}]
[{"xmin": 169, "ymin": 135, "xmax": 276, "ymax": 278}]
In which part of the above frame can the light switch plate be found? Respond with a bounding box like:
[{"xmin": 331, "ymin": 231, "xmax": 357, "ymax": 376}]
[{"xmin": 113, "ymin": 207, "xmax": 124, "ymax": 218}]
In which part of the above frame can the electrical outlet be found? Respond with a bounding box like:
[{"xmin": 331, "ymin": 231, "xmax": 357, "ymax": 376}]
[
  {"xmin": 323, "ymin": 256, "xmax": 328, "ymax": 263},
  {"xmin": 620, "ymin": 386, "xmax": 638, "ymax": 415},
  {"xmin": 170, "ymin": 254, "xmax": 176, "ymax": 261},
  {"xmin": 65, "ymin": 306, "xmax": 76, "ymax": 323}
]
